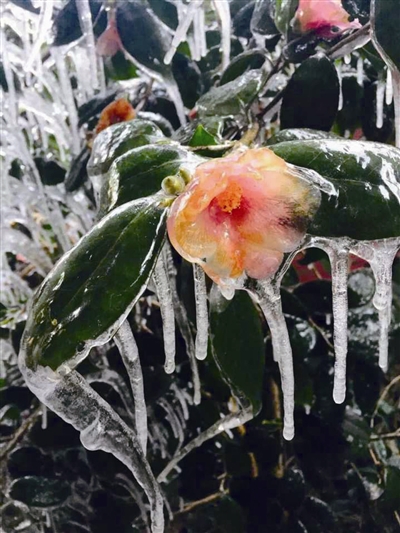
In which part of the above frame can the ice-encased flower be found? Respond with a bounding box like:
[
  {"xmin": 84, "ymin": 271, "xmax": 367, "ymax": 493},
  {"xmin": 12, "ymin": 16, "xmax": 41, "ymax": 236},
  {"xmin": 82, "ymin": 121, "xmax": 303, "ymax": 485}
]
[
  {"xmin": 95, "ymin": 98, "xmax": 136, "ymax": 135},
  {"xmin": 167, "ymin": 148, "xmax": 321, "ymax": 286},
  {"xmin": 294, "ymin": 0, "xmax": 361, "ymax": 38}
]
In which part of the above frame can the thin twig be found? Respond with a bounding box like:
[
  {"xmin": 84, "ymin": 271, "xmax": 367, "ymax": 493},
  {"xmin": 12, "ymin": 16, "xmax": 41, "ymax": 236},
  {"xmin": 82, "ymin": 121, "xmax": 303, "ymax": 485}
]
[
  {"xmin": 174, "ymin": 491, "xmax": 227, "ymax": 515},
  {"xmin": 370, "ymin": 374, "xmax": 400, "ymax": 428},
  {"xmin": 326, "ymin": 22, "xmax": 371, "ymax": 58},
  {"xmin": 0, "ymin": 406, "xmax": 41, "ymax": 463},
  {"xmin": 370, "ymin": 429, "xmax": 400, "ymax": 441}
]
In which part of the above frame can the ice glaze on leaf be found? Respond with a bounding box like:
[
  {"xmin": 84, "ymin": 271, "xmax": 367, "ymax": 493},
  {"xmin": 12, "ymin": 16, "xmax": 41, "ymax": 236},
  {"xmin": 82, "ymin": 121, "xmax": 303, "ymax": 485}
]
[
  {"xmin": 21, "ymin": 197, "xmax": 167, "ymax": 371},
  {"xmin": 270, "ymin": 139, "xmax": 400, "ymax": 239}
]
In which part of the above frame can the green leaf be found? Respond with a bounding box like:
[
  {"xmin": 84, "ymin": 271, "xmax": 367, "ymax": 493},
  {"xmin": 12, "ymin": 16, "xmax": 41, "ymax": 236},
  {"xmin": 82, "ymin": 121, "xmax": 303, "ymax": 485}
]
[
  {"xmin": 280, "ymin": 54, "xmax": 339, "ymax": 131},
  {"xmin": 34, "ymin": 158, "xmax": 66, "ymax": 186},
  {"xmin": 196, "ymin": 69, "xmax": 264, "ymax": 119},
  {"xmin": 188, "ymin": 124, "xmax": 218, "ymax": 147},
  {"xmin": 210, "ymin": 290, "xmax": 265, "ymax": 413},
  {"xmin": 270, "ymin": 139, "xmax": 400, "ymax": 240},
  {"xmin": 21, "ymin": 196, "xmax": 167, "ymax": 371},
  {"xmin": 9, "ymin": 476, "xmax": 71, "ymax": 508},
  {"xmin": 220, "ymin": 49, "xmax": 266, "ymax": 85},
  {"xmin": 116, "ymin": 1, "xmax": 172, "ymax": 76},
  {"xmin": 172, "ymin": 53, "xmax": 203, "ymax": 109},
  {"xmin": 268, "ymin": 128, "xmax": 340, "ymax": 145},
  {"xmin": 371, "ymin": 0, "xmax": 400, "ymax": 71},
  {"xmin": 275, "ymin": 0, "xmax": 299, "ymax": 35},
  {"xmin": 88, "ymin": 119, "xmax": 165, "ymax": 177},
  {"xmin": 98, "ymin": 143, "xmax": 200, "ymax": 215}
]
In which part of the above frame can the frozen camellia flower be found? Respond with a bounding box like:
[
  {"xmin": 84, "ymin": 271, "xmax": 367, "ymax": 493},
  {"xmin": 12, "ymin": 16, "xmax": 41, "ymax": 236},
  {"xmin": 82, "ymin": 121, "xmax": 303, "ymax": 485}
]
[
  {"xmin": 167, "ymin": 148, "xmax": 321, "ymax": 288},
  {"xmin": 94, "ymin": 98, "xmax": 136, "ymax": 136},
  {"xmin": 294, "ymin": 0, "xmax": 361, "ymax": 38}
]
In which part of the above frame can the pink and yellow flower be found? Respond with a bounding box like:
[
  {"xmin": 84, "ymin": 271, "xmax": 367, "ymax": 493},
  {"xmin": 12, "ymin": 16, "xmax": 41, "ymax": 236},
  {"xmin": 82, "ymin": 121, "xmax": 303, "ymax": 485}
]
[
  {"xmin": 294, "ymin": 0, "xmax": 361, "ymax": 38},
  {"xmin": 167, "ymin": 148, "xmax": 320, "ymax": 287}
]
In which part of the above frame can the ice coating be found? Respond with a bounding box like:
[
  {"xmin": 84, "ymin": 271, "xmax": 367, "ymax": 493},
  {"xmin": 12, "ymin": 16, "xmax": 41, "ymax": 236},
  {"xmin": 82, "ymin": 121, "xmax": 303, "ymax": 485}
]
[
  {"xmin": 193, "ymin": 264, "xmax": 209, "ymax": 361},
  {"xmin": 115, "ymin": 320, "xmax": 148, "ymax": 454},
  {"xmin": 294, "ymin": 0, "xmax": 361, "ymax": 38},
  {"xmin": 153, "ymin": 254, "xmax": 176, "ymax": 374},
  {"xmin": 255, "ymin": 280, "xmax": 295, "ymax": 441},
  {"xmin": 167, "ymin": 147, "xmax": 321, "ymax": 290}
]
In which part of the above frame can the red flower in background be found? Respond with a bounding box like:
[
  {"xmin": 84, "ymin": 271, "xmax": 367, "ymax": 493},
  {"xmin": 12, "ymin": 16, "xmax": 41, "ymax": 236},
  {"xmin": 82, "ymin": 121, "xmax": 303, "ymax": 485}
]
[
  {"xmin": 94, "ymin": 98, "xmax": 136, "ymax": 136},
  {"xmin": 294, "ymin": 0, "xmax": 361, "ymax": 38}
]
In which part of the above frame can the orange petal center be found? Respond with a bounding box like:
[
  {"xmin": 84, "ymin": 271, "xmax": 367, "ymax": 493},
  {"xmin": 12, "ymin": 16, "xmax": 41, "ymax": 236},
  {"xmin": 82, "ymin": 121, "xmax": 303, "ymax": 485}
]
[{"xmin": 216, "ymin": 182, "xmax": 243, "ymax": 213}]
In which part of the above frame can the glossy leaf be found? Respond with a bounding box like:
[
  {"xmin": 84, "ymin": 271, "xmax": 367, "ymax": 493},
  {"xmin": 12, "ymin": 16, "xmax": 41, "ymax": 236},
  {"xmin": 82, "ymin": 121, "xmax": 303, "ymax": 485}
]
[
  {"xmin": 52, "ymin": 0, "xmax": 106, "ymax": 47},
  {"xmin": 172, "ymin": 53, "xmax": 203, "ymax": 109},
  {"xmin": 210, "ymin": 289, "xmax": 265, "ymax": 413},
  {"xmin": 196, "ymin": 69, "xmax": 264, "ymax": 119},
  {"xmin": 371, "ymin": 0, "xmax": 400, "ymax": 71},
  {"xmin": 270, "ymin": 139, "xmax": 400, "ymax": 239},
  {"xmin": 34, "ymin": 158, "xmax": 66, "ymax": 187},
  {"xmin": 280, "ymin": 54, "xmax": 339, "ymax": 131},
  {"xmin": 88, "ymin": 119, "xmax": 164, "ymax": 177},
  {"xmin": 64, "ymin": 146, "xmax": 91, "ymax": 192},
  {"xmin": 275, "ymin": 0, "xmax": 299, "ymax": 35},
  {"xmin": 220, "ymin": 49, "xmax": 266, "ymax": 85},
  {"xmin": 9, "ymin": 476, "xmax": 71, "ymax": 508},
  {"xmin": 116, "ymin": 1, "xmax": 172, "ymax": 76},
  {"xmin": 188, "ymin": 124, "xmax": 218, "ymax": 148},
  {"xmin": 268, "ymin": 128, "xmax": 340, "ymax": 145},
  {"xmin": 98, "ymin": 143, "xmax": 199, "ymax": 215},
  {"xmin": 22, "ymin": 196, "xmax": 167, "ymax": 371}
]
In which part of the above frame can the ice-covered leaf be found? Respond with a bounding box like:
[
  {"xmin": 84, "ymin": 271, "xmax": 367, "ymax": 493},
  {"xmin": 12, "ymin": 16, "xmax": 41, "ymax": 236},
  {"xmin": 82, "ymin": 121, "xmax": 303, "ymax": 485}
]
[
  {"xmin": 34, "ymin": 158, "xmax": 66, "ymax": 186},
  {"xmin": 98, "ymin": 144, "xmax": 200, "ymax": 215},
  {"xmin": 268, "ymin": 128, "xmax": 340, "ymax": 145},
  {"xmin": 116, "ymin": 1, "xmax": 172, "ymax": 77},
  {"xmin": 65, "ymin": 147, "xmax": 91, "ymax": 192},
  {"xmin": 172, "ymin": 53, "xmax": 203, "ymax": 109},
  {"xmin": 371, "ymin": 0, "xmax": 400, "ymax": 71},
  {"xmin": 9, "ymin": 0, "xmax": 39, "ymax": 14},
  {"xmin": 280, "ymin": 55, "xmax": 339, "ymax": 131},
  {"xmin": 52, "ymin": 0, "xmax": 106, "ymax": 47},
  {"xmin": 210, "ymin": 289, "xmax": 265, "ymax": 413},
  {"xmin": 9, "ymin": 476, "xmax": 71, "ymax": 508},
  {"xmin": 88, "ymin": 119, "xmax": 165, "ymax": 177},
  {"xmin": 196, "ymin": 69, "xmax": 264, "ymax": 119},
  {"xmin": 220, "ymin": 49, "xmax": 266, "ymax": 85},
  {"xmin": 275, "ymin": 0, "xmax": 299, "ymax": 35},
  {"xmin": 22, "ymin": 196, "xmax": 167, "ymax": 371},
  {"xmin": 270, "ymin": 139, "xmax": 400, "ymax": 239}
]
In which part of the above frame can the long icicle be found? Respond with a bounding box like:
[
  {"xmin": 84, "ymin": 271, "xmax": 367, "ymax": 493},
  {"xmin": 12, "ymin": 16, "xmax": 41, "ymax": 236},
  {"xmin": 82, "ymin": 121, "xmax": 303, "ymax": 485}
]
[
  {"xmin": 193, "ymin": 264, "xmax": 209, "ymax": 361},
  {"xmin": 75, "ymin": 0, "xmax": 100, "ymax": 94},
  {"xmin": 256, "ymin": 280, "xmax": 295, "ymax": 441},
  {"xmin": 153, "ymin": 253, "xmax": 176, "ymax": 375},
  {"xmin": 115, "ymin": 320, "xmax": 148, "ymax": 455},
  {"xmin": 353, "ymin": 238, "xmax": 400, "ymax": 371},
  {"xmin": 212, "ymin": 0, "xmax": 231, "ymax": 70},
  {"xmin": 163, "ymin": 244, "xmax": 201, "ymax": 405},
  {"xmin": 157, "ymin": 406, "xmax": 253, "ymax": 482}
]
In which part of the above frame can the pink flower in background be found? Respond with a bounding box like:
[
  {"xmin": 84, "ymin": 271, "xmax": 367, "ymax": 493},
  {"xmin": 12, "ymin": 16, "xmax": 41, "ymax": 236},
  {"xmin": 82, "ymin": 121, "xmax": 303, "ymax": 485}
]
[
  {"xmin": 96, "ymin": 15, "xmax": 122, "ymax": 57},
  {"xmin": 294, "ymin": 0, "xmax": 361, "ymax": 38},
  {"xmin": 167, "ymin": 148, "xmax": 320, "ymax": 287}
]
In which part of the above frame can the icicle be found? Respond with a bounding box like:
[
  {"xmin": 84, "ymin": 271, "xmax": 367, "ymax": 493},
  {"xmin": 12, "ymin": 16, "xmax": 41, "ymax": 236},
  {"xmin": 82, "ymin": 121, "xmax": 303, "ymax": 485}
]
[
  {"xmin": 153, "ymin": 254, "xmax": 176, "ymax": 374},
  {"xmin": 115, "ymin": 320, "xmax": 148, "ymax": 455},
  {"xmin": 157, "ymin": 406, "xmax": 253, "ymax": 482},
  {"xmin": 193, "ymin": 264, "xmax": 209, "ymax": 361},
  {"xmin": 164, "ymin": 75, "xmax": 187, "ymax": 125},
  {"xmin": 24, "ymin": 0, "xmax": 54, "ymax": 75},
  {"xmin": 163, "ymin": 245, "xmax": 201, "ymax": 405},
  {"xmin": 356, "ymin": 55, "xmax": 364, "ymax": 86},
  {"xmin": 115, "ymin": 474, "xmax": 151, "ymax": 533},
  {"xmin": 198, "ymin": 5, "xmax": 207, "ymax": 58},
  {"xmin": 337, "ymin": 62, "xmax": 343, "ymax": 111},
  {"xmin": 353, "ymin": 238, "xmax": 400, "ymax": 371},
  {"xmin": 75, "ymin": 0, "xmax": 100, "ymax": 94},
  {"xmin": 51, "ymin": 48, "xmax": 81, "ymax": 155},
  {"xmin": 164, "ymin": 0, "xmax": 204, "ymax": 66},
  {"xmin": 376, "ymin": 76, "xmax": 385, "ymax": 129},
  {"xmin": 213, "ymin": 0, "xmax": 231, "ymax": 70},
  {"xmin": 41, "ymin": 403, "xmax": 48, "ymax": 430},
  {"xmin": 158, "ymin": 398, "xmax": 184, "ymax": 449},
  {"xmin": 391, "ymin": 68, "xmax": 400, "ymax": 148},
  {"xmin": 255, "ymin": 280, "xmax": 295, "ymax": 440},
  {"xmin": 0, "ymin": 30, "xmax": 18, "ymax": 125},
  {"xmin": 344, "ymin": 54, "xmax": 351, "ymax": 65},
  {"xmin": 171, "ymin": 383, "xmax": 190, "ymax": 421},
  {"xmin": 385, "ymin": 68, "xmax": 393, "ymax": 105}
]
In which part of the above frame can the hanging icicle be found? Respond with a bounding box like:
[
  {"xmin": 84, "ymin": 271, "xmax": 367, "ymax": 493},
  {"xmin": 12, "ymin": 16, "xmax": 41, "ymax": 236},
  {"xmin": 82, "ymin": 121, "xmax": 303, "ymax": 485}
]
[
  {"xmin": 255, "ymin": 279, "xmax": 295, "ymax": 441},
  {"xmin": 212, "ymin": 0, "xmax": 231, "ymax": 70},
  {"xmin": 376, "ymin": 76, "xmax": 386, "ymax": 129},
  {"xmin": 115, "ymin": 320, "xmax": 148, "ymax": 455},
  {"xmin": 153, "ymin": 253, "xmax": 176, "ymax": 375},
  {"xmin": 75, "ymin": 0, "xmax": 101, "ymax": 95},
  {"xmin": 193, "ymin": 264, "xmax": 209, "ymax": 361}
]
